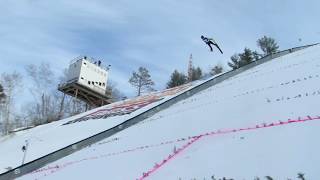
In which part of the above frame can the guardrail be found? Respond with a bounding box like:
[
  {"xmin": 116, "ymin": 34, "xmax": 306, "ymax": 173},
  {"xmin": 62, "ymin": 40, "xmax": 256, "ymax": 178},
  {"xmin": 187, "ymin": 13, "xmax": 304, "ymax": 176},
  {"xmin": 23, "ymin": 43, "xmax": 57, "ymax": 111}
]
[
  {"xmin": 0, "ymin": 43, "xmax": 318, "ymax": 180},
  {"xmin": 69, "ymin": 56, "xmax": 110, "ymax": 71}
]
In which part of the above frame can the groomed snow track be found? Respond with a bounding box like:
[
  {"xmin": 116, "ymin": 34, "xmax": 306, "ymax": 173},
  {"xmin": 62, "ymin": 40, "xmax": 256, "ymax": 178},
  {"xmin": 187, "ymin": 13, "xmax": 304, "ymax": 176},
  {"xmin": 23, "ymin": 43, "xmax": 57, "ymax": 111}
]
[{"xmin": 0, "ymin": 43, "xmax": 317, "ymax": 180}]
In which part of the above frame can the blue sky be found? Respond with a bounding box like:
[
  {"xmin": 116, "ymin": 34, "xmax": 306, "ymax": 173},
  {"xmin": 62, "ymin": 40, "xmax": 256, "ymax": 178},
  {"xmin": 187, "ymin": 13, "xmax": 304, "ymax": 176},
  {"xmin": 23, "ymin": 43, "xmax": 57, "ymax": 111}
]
[{"xmin": 1, "ymin": 0, "xmax": 320, "ymax": 103}]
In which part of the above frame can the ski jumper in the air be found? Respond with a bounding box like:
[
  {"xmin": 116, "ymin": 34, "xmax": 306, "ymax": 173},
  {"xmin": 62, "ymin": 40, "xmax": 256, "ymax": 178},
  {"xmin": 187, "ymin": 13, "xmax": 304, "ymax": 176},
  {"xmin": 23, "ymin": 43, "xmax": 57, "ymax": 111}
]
[{"xmin": 201, "ymin": 35, "xmax": 223, "ymax": 54}]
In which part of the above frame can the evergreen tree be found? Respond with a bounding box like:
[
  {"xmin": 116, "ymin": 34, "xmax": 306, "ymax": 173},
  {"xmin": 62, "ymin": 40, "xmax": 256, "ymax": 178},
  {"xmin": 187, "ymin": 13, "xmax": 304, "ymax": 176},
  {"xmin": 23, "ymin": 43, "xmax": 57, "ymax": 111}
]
[
  {"xmin": 257, "ymin": 36, "xmax": 279, "ymax": 56},
  {"xmin": 167, "ymin": 70, "xmax": 187, "ymax": 88},
  {"xmin": 265, "ymin": 176, "xmax": 273, "ymax": 180},
  {"xmin": 253, "ymin": 50, "xmax": 262, "ymax": 60},
  {"xmin": 0, "ymin": 84, "xmax": 5, "ymax": 104},
  {"xmin": 129, "ymin": 67, "xmax": 155, "ymax": 96},
  {"xmin": 228, "ymin": 48, "xmax": 257, "ymax": 70},
  {"xmin": 297, "ymin": 173, "xmax": 305, "ymax": 180},
  {"xmin": 228, "ymin": 54, "xmax": 241, "ymax": 70},
  {"xmin": 239, "ymin": 48, "xmax": 255, "ymax": 65},
  {"xmin": 190, "ymin": 67, "xmax": 202, "ymax": 81},
  {"xmin": 210, "ymin": 65, "xmax": 223, "ymax": 76},
  {"xmin": 0, "ymin": 83, "xmax": 6, "ymax": 134}
]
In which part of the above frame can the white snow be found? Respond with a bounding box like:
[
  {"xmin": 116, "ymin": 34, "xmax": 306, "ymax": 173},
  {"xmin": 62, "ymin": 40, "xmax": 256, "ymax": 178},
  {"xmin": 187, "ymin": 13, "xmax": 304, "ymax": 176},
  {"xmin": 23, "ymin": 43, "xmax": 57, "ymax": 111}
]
[
  {"xmin": 3, "ymin": 44, "xmax": 320, "ymax": 180},
  {"xmin": 0, "ymin": 83, "xmax": 195, "ymax": 173}
]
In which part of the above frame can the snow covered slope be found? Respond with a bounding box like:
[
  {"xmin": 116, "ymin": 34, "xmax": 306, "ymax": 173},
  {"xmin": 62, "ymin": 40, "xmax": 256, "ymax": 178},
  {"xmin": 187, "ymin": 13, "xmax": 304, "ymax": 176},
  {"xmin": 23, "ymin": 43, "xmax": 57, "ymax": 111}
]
[
  {"xmin": 7, "ymin": 44, "xmax": 320, "ymax": 179},
  {"xmin": 0, "ymin": 83, "xmax": 196, "ymax": 174}
]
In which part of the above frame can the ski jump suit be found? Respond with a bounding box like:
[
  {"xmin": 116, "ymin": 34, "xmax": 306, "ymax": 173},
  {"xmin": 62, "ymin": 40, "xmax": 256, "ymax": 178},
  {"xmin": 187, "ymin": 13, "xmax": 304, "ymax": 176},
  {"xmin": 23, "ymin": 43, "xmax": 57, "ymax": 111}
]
[{"xmin": 201, "ymin": 36, "xmax": 223, "ymax": 54}]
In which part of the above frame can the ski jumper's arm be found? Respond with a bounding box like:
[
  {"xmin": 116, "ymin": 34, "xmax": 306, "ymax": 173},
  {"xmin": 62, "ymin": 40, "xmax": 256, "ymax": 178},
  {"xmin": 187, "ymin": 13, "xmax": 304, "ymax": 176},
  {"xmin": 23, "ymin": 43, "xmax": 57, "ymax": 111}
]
[{"xmin": 209, "ymin": 38, "xmax": 217, "ymax": 44}]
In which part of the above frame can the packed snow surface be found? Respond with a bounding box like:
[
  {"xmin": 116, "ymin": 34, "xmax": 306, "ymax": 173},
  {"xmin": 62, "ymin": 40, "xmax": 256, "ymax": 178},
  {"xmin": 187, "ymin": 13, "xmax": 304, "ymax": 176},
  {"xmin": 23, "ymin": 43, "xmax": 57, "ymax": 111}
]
[
  {"xmin": 2, "ymin": 45, "xmax": 320, "ymax": 180},
  {"xmin": 0, "ymin": 83, "xmax": 196, "ymax": 173}
]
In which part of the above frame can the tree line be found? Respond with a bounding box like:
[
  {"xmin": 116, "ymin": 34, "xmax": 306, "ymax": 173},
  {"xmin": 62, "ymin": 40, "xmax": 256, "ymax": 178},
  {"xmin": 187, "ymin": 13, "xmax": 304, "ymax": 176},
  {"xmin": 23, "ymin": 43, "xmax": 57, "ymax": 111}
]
[
  {"xmin": 129, "ymin": 35, "xmax": 279, "ymax": 95},
  {"xmin": 0, "ymin": 63, "xmax": 107, "ymax": 135},
  {"xmin": 228, "ymin": 36, "xmax": 279, "ymax": 69}
]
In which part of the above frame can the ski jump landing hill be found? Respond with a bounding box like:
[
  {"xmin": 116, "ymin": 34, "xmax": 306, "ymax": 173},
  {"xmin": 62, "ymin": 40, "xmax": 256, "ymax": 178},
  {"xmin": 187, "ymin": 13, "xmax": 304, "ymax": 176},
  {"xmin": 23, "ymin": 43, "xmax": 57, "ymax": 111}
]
[{"xmin": 1, "ymin": 44, "xmax": 320, "ymax": 180}]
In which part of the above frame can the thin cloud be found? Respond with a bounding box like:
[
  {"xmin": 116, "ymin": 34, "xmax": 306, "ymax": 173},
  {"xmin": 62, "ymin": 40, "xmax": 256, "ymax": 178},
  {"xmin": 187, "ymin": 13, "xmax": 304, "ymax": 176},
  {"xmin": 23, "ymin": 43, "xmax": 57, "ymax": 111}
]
[{"xmin": 0, "ymin": 0, "xmax": 319, "ymax": 104}]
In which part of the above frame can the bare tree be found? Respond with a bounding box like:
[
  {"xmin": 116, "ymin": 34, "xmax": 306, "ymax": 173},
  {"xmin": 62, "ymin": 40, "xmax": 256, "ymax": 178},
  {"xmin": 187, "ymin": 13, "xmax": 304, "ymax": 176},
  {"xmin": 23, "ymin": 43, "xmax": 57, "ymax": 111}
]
[
  {"xmin": 57, "ymin": 68, "xmax": 87, "ymax": 117},
  {"xmin": 57, "ymin": 69, "xmax": 68, "ymax": 119},
  {"xmin": 26, "ymin": 63, "xmax": 54, "ymax": 96},
  {"xmin": 106, "ymin": 80, "xmax": 125, "ymax": 102},
  {"xmin": 25, "ymin": 63, "xmax": 59, "ymax": 125},
  {"xmin": 0, "ymin": 72, "xmax": 23, "ymax": 134},
  {"xmin": 129, "ymin": 67, "xmax": 155, "ymax": 96}
]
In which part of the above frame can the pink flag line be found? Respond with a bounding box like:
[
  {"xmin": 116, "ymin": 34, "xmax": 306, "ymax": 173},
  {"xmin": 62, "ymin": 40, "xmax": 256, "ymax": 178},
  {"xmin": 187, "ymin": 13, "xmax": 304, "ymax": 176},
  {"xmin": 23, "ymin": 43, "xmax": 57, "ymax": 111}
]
[
  {"xmin": 29, "ymin": 115, "xmax": 320, "ymax": 179},
  {"xmin": 137, "ymin": 115, "xmax": 320, "ymax": 180}
]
